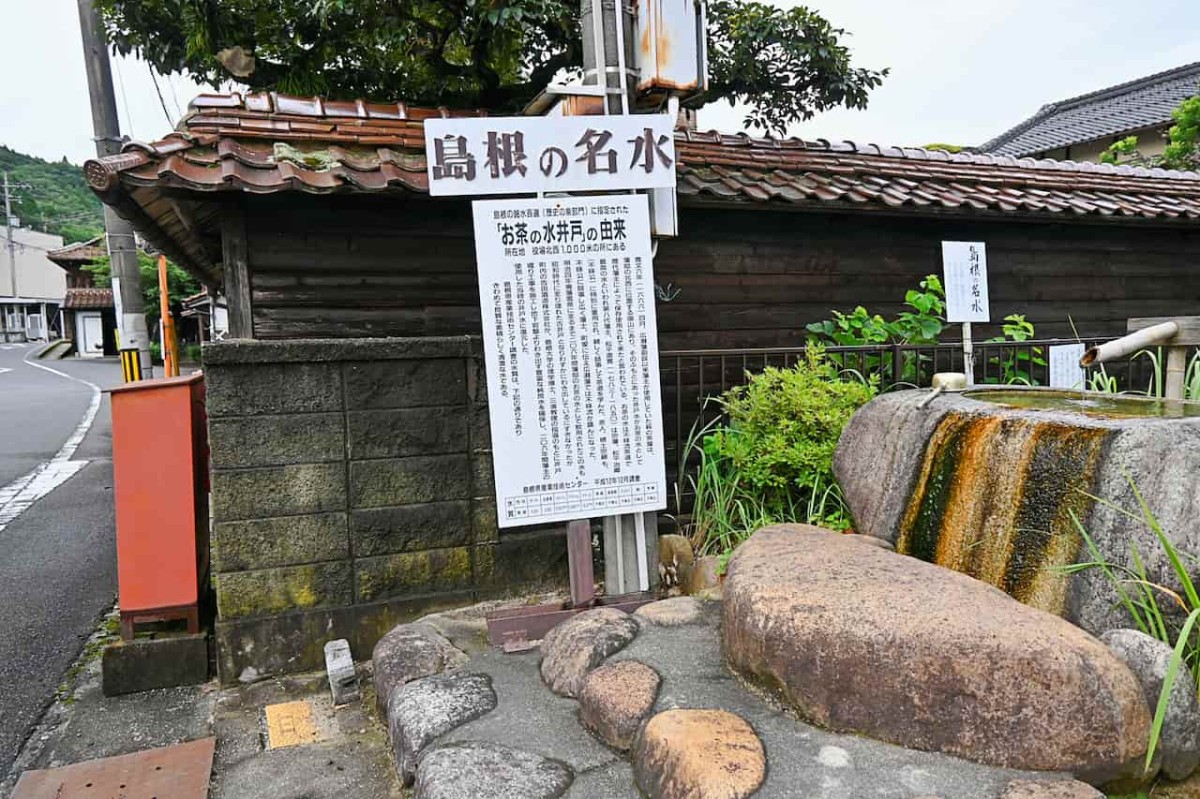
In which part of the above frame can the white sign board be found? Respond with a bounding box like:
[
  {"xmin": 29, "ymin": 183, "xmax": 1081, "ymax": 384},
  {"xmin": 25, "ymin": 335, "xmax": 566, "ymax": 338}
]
[
  {"xmin": 110, "ymin": 276, "xmax": 125, "ymax": 345},
  {"xmin": 942, "ymin": 241, "xmax": 990, "ymax": 323},
  {"xmin": 426, "ymin": 114, "xmax": 676, "ymax": 197},
  {"xmin": 473, "ymin": 194, "xmax": 667, "ymax": 527},
  {"xmin": 1049, "ymin": 343, "xmax": 1087, "ymax": 389}
]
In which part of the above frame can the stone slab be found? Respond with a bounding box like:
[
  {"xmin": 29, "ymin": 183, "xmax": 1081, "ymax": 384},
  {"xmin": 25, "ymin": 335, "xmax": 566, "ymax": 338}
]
[
  {"xmin": 216, "ymin": 561, "xmax": 353, "ymax": 619},
  {"xmin": 100, "ymin": 634, "xmax": 209, "ymax": 697},
  {"xmin": 349, "ymin": 455, "xmax": 471, "ymax": 509},
  {"xmin": 351, "ymin": 502, "xmax": 472, "ymax": 557},
  {"xmin": 213, "ymin": 512, "xmax": 349, "ymax": 572},
  {"xmin": 208, "ymin": 413, "xmax": 346, "ymax": 468},
  {"xmin": 203, "ymin": 362, "xmax": 343, "ymax": 416},
  {"xmin": 211, "ymin": 463, "xmax": 347, "ymax": 522}
]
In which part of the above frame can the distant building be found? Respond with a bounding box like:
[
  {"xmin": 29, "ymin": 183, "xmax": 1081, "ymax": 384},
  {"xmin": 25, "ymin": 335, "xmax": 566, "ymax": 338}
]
[
  {"xmin": 1, "ymin": 227, "xmax": 66, "ymax": 342},
  {"xmin": 46, "ymin": 236, "xmax": 117, "ymax": 356},
  {"xmin": 979, "ymin": 62, "xmax": 1200, "ymax": 163}
]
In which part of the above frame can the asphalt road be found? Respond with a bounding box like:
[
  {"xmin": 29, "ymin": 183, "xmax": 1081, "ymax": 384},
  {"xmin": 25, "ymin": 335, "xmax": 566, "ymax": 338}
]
[{"xmin": 0, "ymin": 343, "xmax": 125, "ymax": 780}]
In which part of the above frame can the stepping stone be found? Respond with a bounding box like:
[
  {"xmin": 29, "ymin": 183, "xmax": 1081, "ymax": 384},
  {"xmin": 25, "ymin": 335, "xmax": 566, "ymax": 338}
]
[
  {"xmin": 999, "ymin": 779, "xmax": 1105, "ymax": 798},
  {"xmin": 1103, "ymin": 628, "xmax": 1200, "ymax": 780},
  {"xmin": 540, "ymin": 608, "xmax": 639, "ymax": 698},
  {"xmin": 373, "ymin": 622, "xmax": 467, "ymax": 718},
  {"xmin": 634, "ymin": 597, "xmax": 703, "ymax": 627},
  {"xmin": 632, "ymin": 709, "xmax": 765, "ymax": 799},
  {"xmin": 388, "ymin": 673, "xmax": 497, "ymax": 784},
  {"xmin": 414, "ymin": 741, "xmax": 573, "ymax": 799},
  {"xmin": 722, "ymin": 524, "xmax": 1152, "ymax": 784},
  {"xmin": 578, "ymin": 660, "xmax": 661, "ymax": 750}
]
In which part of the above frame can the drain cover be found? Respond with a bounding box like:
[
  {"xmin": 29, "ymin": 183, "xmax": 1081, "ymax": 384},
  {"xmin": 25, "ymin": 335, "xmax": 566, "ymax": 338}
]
[
  {"xmin": 263, "ymin": 700, "xmax": 324, "ymax": 749},
  {"xmin": 11, "ymin": 737, "xmax": 215, "ymax": 799}
]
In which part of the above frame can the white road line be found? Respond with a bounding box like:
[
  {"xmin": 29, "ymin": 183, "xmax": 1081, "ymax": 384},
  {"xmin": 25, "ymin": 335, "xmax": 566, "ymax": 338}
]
[
  {"xmin": 0, "ymin": 368, "xmax": 11, "ymax": 375},
  {"xmin": 0, "ymin": 354, "xmax": 102, "ymax": 533}
]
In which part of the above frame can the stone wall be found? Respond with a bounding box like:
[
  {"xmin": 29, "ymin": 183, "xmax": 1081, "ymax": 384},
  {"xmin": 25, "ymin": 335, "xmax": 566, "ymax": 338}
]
[{"xmin": 203, "ymin": 337, "xmax": 567, "ymax": 683}]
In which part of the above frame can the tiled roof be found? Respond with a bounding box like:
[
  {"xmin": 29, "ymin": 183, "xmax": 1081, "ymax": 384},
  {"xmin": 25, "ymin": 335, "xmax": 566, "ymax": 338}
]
[
  {"xmin": 63, "ymin": 287, "xmax": 114, "ymax": 310},
  {"xmin": 46, "ymin": 237, "xmax": 106, "ymax": 266},
  {"xmin": 83, "ymin": 92, "xmax": 1200, "ymax": 282},
  {"xmin": 979, "ymin": 62, "xmax": 1200, "ymax": 158},
  {"xmin": 675, "ymin": 132, "xmax": 1200, "ymax": 218}
]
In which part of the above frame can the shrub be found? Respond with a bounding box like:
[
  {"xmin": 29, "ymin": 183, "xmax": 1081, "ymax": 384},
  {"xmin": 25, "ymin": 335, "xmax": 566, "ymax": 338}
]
[
  {"xmin": 713, "ymin": 350, "xmax": 876, "ymax": 506},
  {"xmin": 680, "ymin": 349, "xmax": 877, "ymax": 562}
]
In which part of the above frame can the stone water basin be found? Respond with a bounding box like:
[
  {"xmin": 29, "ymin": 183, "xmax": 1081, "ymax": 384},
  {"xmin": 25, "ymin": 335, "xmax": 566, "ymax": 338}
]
[{"xmin": 834, "ymin": 387, "xmax": 1200, "ymax": 634}]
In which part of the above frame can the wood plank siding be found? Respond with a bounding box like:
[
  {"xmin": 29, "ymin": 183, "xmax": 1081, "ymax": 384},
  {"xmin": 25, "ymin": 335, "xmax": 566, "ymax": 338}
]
[{"xmin": 240, "ymin": 195, "xmax": 1200, "ymax": 348}]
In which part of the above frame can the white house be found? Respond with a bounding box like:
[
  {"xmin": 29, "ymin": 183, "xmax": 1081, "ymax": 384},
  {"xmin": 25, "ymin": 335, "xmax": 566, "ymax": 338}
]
[{"xmin": 1, "ymin": 227, "xmax": 66, "ymax": 342}]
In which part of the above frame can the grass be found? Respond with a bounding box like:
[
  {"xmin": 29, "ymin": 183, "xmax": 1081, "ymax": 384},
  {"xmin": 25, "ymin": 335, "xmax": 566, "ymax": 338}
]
[
  {"xmin": 673, "ymin": 413, "xmax": 852, "ymax": 573},
  {"xmin": 1059, "ymin": 477, "xmax": 1200, "ymax": 774}
]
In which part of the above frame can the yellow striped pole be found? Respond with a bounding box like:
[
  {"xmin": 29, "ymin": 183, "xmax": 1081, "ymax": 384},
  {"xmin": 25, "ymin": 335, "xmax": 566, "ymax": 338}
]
[{"xmin": 119, "ymin": 347, "xmax": 143, "ymax": 383}]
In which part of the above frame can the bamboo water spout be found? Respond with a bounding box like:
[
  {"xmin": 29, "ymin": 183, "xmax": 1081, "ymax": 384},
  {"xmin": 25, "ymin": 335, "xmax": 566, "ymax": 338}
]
[{"xmin": 1081, "ymin": 317, "xmax": 1198, "ymax": 402}]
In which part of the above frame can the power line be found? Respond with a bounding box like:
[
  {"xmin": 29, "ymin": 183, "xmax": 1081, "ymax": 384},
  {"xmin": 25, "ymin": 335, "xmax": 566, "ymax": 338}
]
[
  {"xmin": 112, "ymin": 56, "xmax": 135, "ymax": 140},
  {"xmin": 148, "ymin": 65, "xmax": 174, "ymax": 125}
]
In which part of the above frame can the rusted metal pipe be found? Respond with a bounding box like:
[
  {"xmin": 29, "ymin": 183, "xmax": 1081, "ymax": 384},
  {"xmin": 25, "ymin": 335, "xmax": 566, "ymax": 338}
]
[{"xmin": 1080, "ymin": 321, "xmax": 1179, "ymax": 368}]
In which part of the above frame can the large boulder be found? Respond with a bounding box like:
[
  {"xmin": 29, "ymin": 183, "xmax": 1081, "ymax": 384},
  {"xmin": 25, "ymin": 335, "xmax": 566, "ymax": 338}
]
[
  {"xmin": 373, "ymin": 622, "xmax": 467, "ymax": 718},
  {"xmin": 632, "ymin": 709, "xmax": 766, "ymax": 799},
  {"xmin": 833, "ymin": 389, "xmax": 1200, "ymax": 634},
  {"xmin": 722, "ymin": 525, "xmax": 1152, "ymax": 784},
  {"xmin": 1102, "ymin": 628, "xmax": 1200, "ymax": 781},
  {"xmin": 540, "ymin": 608, "xmax": 639, "ymax": 698}
]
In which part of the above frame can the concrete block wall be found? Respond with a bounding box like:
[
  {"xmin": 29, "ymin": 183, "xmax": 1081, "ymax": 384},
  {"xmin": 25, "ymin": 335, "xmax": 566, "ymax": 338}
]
[{"xmin": 203, "ymin": 337, "xmax": 568, "ymax": 683}]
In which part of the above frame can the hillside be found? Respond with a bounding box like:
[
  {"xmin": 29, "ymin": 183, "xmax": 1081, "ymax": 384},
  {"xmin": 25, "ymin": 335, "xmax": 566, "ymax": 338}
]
[{"xmin": 0, "ymin": 145, "xmax": 104, "ymax": 245}]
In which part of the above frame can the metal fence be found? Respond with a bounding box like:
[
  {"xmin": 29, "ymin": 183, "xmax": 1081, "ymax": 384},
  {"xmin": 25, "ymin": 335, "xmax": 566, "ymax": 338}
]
[{"xmin": 659, "ymin": 338, "xmax": 1196, "ymax": 513}]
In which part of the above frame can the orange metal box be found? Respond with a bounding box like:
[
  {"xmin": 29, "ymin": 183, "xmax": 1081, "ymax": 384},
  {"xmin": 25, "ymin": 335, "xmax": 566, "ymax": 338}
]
[{"xmin": 107, "ymin": 372, "xmax": 209, "ymax": 638}]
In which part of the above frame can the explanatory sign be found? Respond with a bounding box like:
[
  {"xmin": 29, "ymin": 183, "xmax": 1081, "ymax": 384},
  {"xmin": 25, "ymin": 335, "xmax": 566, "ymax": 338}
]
[
  {"xmin": 473, "ymin": 194, "xmax": 667, "ymax": 528},
  {"xmin": 1049, "ymin": 343, "xmax": 1087, "ymax": 389},
  {"xmin": 942, "ymin": 241, "xmax": 990, "ymax": 323},
  {"xmin": 425, "ymin": 114, "xmax": 677, "ymax": 196}
]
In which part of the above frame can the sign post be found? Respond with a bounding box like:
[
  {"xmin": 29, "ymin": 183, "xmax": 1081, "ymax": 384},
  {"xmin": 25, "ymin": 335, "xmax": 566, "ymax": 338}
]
[
  {"xmin": 942, "ymin": 241, "xmax": 990, "ymax": 384},
  {"xmin": 427, "ymin": 116, "xmax": 676, "ymax": 643}
]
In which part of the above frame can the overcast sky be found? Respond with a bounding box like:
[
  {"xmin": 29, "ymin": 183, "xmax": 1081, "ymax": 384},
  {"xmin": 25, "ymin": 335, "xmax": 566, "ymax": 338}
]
[{"xmin": 2, "ymin": 0, "xmax": 1198, "ymax": 165}]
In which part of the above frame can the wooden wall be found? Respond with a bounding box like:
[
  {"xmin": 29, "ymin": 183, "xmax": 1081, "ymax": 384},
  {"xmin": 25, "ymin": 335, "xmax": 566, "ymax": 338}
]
[{"xmin": 240, "ymin": 194, "xmax": 1200, "ymax": 348}]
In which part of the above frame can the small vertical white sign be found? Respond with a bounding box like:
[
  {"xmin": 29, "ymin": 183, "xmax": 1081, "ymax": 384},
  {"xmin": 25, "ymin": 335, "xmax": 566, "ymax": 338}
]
[
  {"xmin": 1049, "ymin": 343, "xmax": 1087, "ymax": 389},
  {"xmin": 942, "ymin": 241, "xmax": 990, "ymax": 323}
]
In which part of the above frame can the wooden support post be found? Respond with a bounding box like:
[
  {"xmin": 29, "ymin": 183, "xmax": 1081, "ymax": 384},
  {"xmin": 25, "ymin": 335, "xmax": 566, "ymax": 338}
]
[{"xmin": 567, "ymin": 519, "xmax": 595, "ymax": 608}]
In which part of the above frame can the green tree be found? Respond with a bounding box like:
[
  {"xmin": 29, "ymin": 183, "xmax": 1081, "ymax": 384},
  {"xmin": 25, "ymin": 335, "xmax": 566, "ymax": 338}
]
[
  {"xmin": 0, "ymin": 146, "xmax": 104, "ymax": 243},
  {"xmin": 1101, "ymin": 94, "xmax": 1200, "ymax": 171},
  {"xmin": 84, "ymin": 252, "xmax": 201, "ymax": 331},
  {"xmin": 96, "ymin": 0, "xmax": 886, "ymax": 135}
]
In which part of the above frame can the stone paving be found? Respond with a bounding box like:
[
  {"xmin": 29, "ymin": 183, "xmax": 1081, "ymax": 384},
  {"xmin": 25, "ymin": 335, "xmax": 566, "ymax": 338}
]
[{"xmin": 380, "ymin": 599, "xmax": 1092, "ymax": 799}]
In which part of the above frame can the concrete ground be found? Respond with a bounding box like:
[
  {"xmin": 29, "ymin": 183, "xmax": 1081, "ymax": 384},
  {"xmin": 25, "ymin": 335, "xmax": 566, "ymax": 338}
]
[
  {"xmin": 0, "ymin": 344, "xmax": 126, "ymax": 778},
  {"xmin": 1, "ymin": 611, "xmax": 399, "ymax": 799}
]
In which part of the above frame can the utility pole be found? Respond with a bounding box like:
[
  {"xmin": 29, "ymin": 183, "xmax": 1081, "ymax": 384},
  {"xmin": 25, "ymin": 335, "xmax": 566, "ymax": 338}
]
[
  {"xmin": 4, "ymin": 172, "xmax": 17, "ymax": 298},
  {"xmin": 76, "ymin": 0, "xmax": 152, "ymax": 373}
]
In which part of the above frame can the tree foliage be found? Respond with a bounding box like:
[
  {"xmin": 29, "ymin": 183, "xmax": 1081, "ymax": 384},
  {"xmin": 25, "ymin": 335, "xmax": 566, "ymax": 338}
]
[
  {"xmin": 84, "ymin": 251, "xmax": 201, "ymax": 330},
  {"xmin": 96, "ymin": 0, "xmax": 886, "ymax": 135},
  {"xmin": 1101, "ymin": 94, "xmax": 1200, "ymax": 171},
  {"xmin": 0, "ymin": 146, "xmax": 105, "ymax": 244}
]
